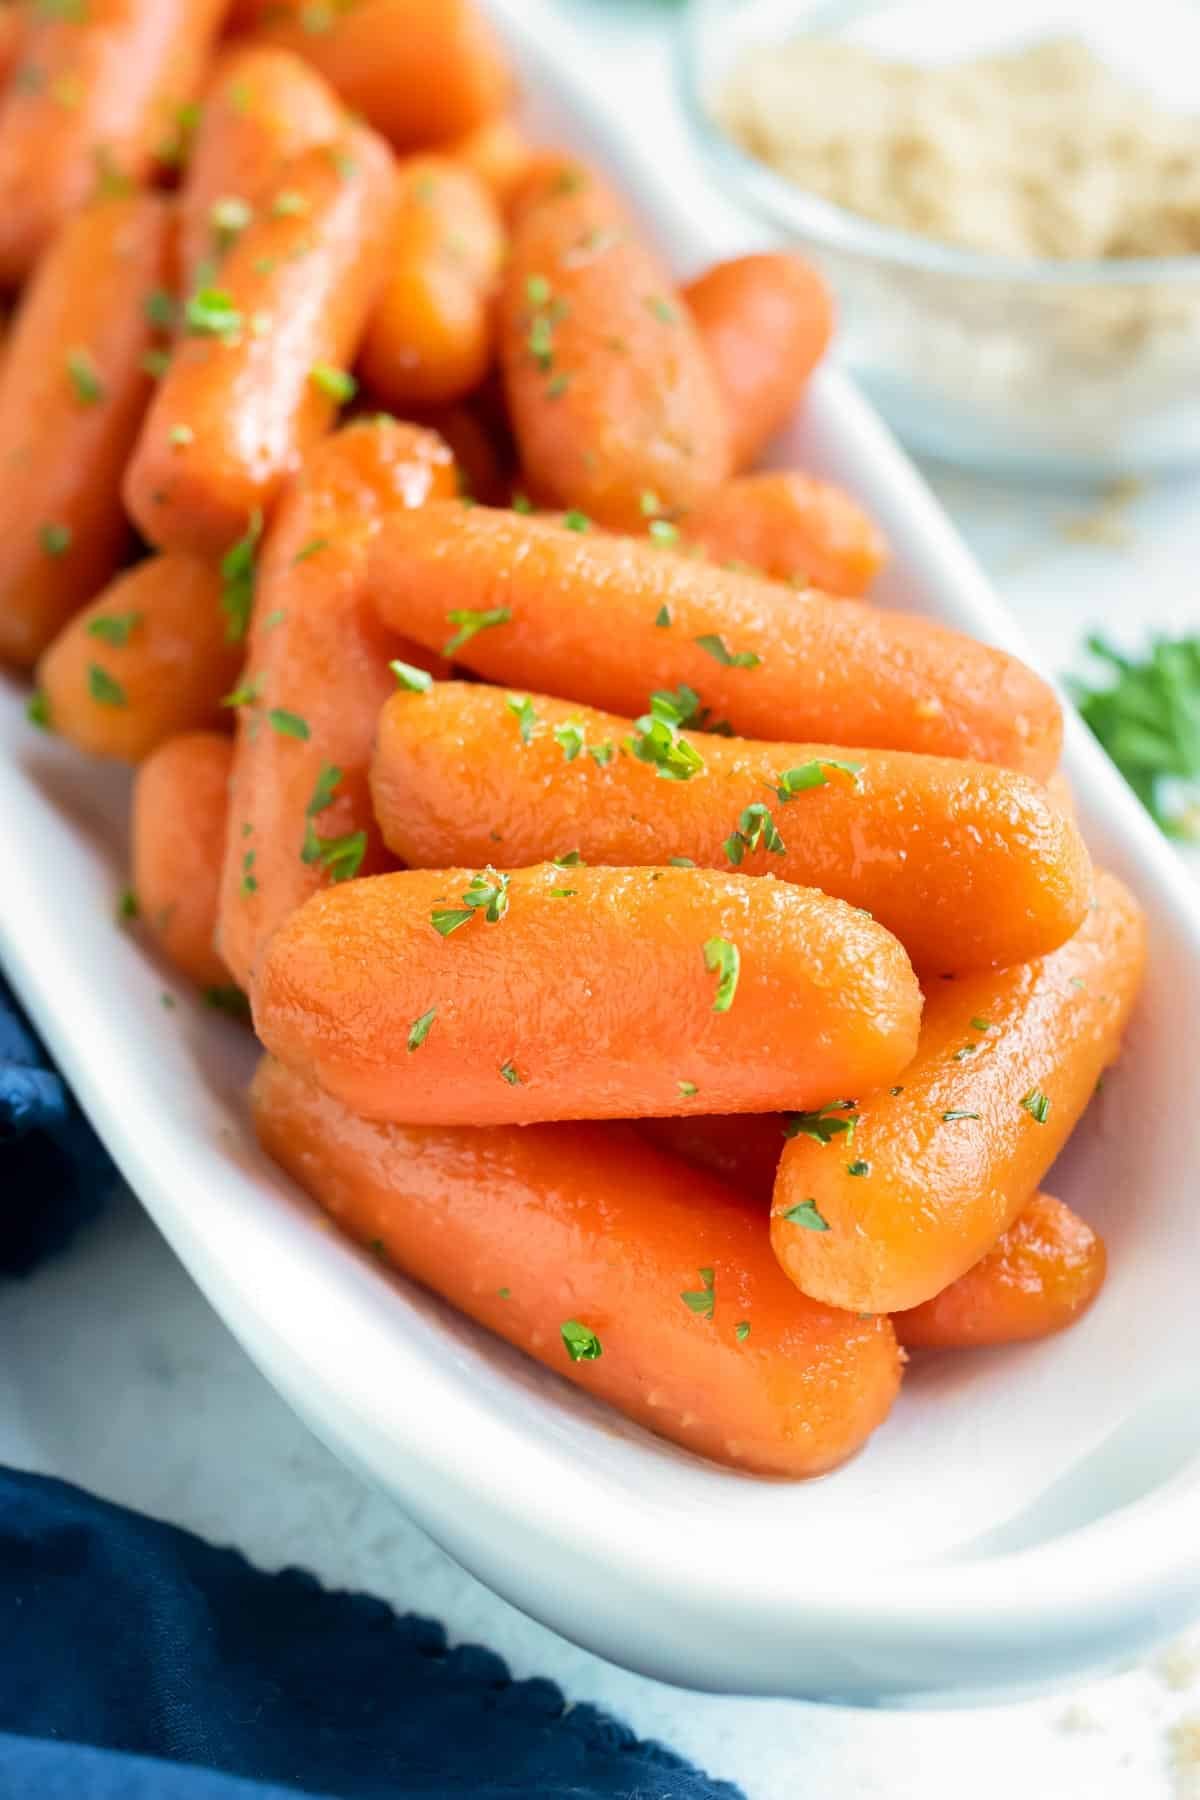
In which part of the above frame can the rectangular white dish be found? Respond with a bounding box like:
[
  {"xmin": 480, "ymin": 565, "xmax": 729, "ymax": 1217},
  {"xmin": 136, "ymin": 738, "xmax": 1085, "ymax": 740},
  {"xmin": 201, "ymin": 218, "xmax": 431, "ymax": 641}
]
[{"xmin": 2, "ymin": 0, "xmax": 1200, "ymax": 1705}]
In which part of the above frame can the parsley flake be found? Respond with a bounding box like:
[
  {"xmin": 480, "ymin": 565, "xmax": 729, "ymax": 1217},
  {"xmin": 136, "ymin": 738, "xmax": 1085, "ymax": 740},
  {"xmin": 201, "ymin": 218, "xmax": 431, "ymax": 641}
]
[
  {"xmin": 680, "ymin": 1266, "xmax": 715, "ymax": 1319},
  {"xmin": 561, "ymin": 1320, "xmax": 602, "ymax": 1362},
  {"xmin": 443, "ymin": 606, "xmax": 511, "ymax": 657},
  {"xmin": 86, "ymin": 611, "xmax": 140, "ymax": 647},
  {"xmin": 267, "ymin": 708, "xmax": 310, "ymax": 740},
  {"xmin": 627, "ymin": 690, "xmax": 705, "ymax": 782},
  {"xmin": 499, "ymin": 1061, "xmax": 522, "ymax": 1085},
  {"xmin": 942, "ymin": 1110, "xmax": 981, "ymax": 1122},
  {"xmin": 390, "ymin": 659, "xmax": 433, "ymax": 693},
  {"xmin": 782, "ymin": 1200, "xmax": 830, "ymax": 1232},
  {"xmin": 703, "ymin": 937, "xmax": 739, "ymax": 1012},
  {"xmin": 506, "ymin": 694, "xmax": 540, "ymax": 743},
  {"xmin": 783, "ymin": 1101, "xmax": 857, "ymax": 1145},
  {"xmin": 25, "ymin": 690, "xmax": 51, "ymax": 729},
  {"xmin": 772, "ymin": 759, "xmax": 863, "ymax": 801},
  {"xmin": 310, "ymin": 362, "xmax": 357, "ymax": 404},
  {"xmin": 185, "ymin": 287, "xmax": 242, "ymax": 339},
  {"xmin": 735, "ymin": 1321, "xmax": 751, "ymax": 1343},
  {"xmin": 677, "ymin": 1079, "xmax": 698, "ymax": 1097},
  {"xmin": 66, "ymin": 348, "xmax": 105, "ymax": 405},
  {"xmin": 1021, "ymin": 1088, "xmax": 1051, "ymax": 1124},
  {"xmin": 220, "ymin": 510, "xmax": 262, "ymax": 643},
  {"xmin": 87, "ymin": 664, "xmax": 125, "ymax": 707},
  {"xmin": 724, "ymin": 801, "xmax": 785, "ymax": 865},
  {"xmin": 407, "ymin": 1008, "xmax": 436, "ymax": 1052},
  {"xmin": 655, "ymin": 604, "xmax": 672, "ymax": 627},
  {"xmin": 39, "ymin": 522, "xmax": 72, "ymax": 558}
]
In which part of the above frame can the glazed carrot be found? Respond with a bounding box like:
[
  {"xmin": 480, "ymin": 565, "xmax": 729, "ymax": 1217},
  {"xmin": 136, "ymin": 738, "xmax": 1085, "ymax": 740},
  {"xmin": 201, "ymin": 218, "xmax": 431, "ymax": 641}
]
[
  {"xmin": 366, "ymin": 506, "xmax": 1063, "ymax": 776},
  {"xmin": 216, "ymin": 417, "xmax": 456, "ymax": 992},
  {"xmin": 178, "ymin": 46, "xmax": 344, "ymax": 289},
  {"xmin": 684, "ymin": 254, "xmax": 834, "ymax": 472},
  {"xmin": 0, "ymin": 193, "xmax": 169, "ymax": 669},
  {"xmin": 771, "ymin": 870, "xmax": 1145, "ymax": 1315},
  {"xmin": 637, "ymin": 1113, "xmax": 787, "ymax": 1203},
  {"xmin": 125, "ymin": 126, "xmax": 398, "ymax": 558},
  {"xmin": 684, "ymin": 472, "xmax": 888, "ymax": 598},
  {"xmin": 359, "ymin": 156, "xmax": 505, "ymax": 411},
  {"xmin": 893, "ymin": 1192, "xmax": 1106, "ymax": 1351},
  {"xmin": 499, "ymin": 156, "xmax": 730, "ymax": 530},
  {"xmin": 252, "ymin": 1055, "xmax": 902, "ymax": 1477},
  {"xmin": 447, "ymin": 115, "xmax": 533, "ymax": 213},
  {"xmin": 0, "ymin": 0, "xmax": 227, "ymax": 285},
  {"xmin": 252, "ymin": 864, "xmax": 923, "ymax": 1127},
  {"xmin": 38, "ymin": 554, "xmax": 240, "ymax": 764},
  {"xmin": 234, "ymin": 0, "xmax": 510, "ymax": 150},
  {"xmin": 132, "ymin": 731, "xmax": 233, "ymax": 991},
  {"xmin": 370, "ymin": 683, "xmax": 1089, "ymax": 973}
]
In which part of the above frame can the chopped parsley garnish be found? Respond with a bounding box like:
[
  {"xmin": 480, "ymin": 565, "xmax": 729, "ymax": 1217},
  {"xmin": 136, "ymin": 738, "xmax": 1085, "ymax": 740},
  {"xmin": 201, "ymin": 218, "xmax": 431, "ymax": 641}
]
[
  {"xmin": 942, "ymin": 1110, "xmax": 981, "ymax": 1122},
  {"xmin": 553, "ymin": 850, "xmax": 584, "ymax": 866},
  {"xmin": 499, "ymin": 1060, "xmax": 521, "ymax": 1085},
  {"xmin": 512, "ymin": 492, "xmax": 533, "ymax": 514},
  {"xmin": 497, "ymin": 1286, "xmax": 512, "ymax": 1299},
  {"xmin": 390, "ymin": 659, "xmax": 433, "ymax": 693},
  {"xmin": 545, "ymin": 372, "xmax": 571, "ymax": 399},
  {"xmin": 222, "ymin": 674, "xmax": 264, "ymax": 709},
  {"xmin": 724, "ymin": 801, "xmax": 784, "ymax": 865},
  {"xmin": 526, "ymin": 274, "xmax": 552, "ymax": 308},
  {"xmin": 443, "ymin": 606, "xmax": 511, "ymax": 657},
  {"xmin": 772, "ymin": 758, "xmax": 863, "ymax": 801},
  {"xmin": 588, "ymin": 741, "xmax": 615, "ymax": 766},
  {"xmin": 668, "ymin": 856, "xmax": 695, "ymax": 868},
  {"xmin": 293, "ymin": 537, "xmax": 329, "ymax": 564},
  {"xmin": 240, "ymin": 849, "xmax": 257, "ymax": 895},
  {"xmin": 553, "ymin": 720, "xmax": 586, "ymax": 761},
  {"xmin": 305, "ymin": 762, "xmax": 341, "ymax": 816},
  {"xmin": 1070, "ymin": 632, "xmax": 1200, "ymax": 838},
  {"xmin": 300, "ymin": 825, "xmax": 364, "ymax": 883},
  {"xmin": 86, "ymin": 611, "xmax": 140, "ymax": 646},
  {"xmin": 506, "ymin": 694, "xmax": 540, "ymax": 743},
  {"xmin": 549, "ymin": 888, "xmax": 576, "ymax": 898},
  {"xmin": 87, "ymin": 664, "xmax": 125, "ymax": 707},
  {"xmin": 782, "ymin": 1200, "xmax": 830, "ymax": 1232},
  {"xmin": 267, "ymin": 708, "xmax": 310, "ymax": 740},
  {"xmin": 407, "ymin": 1008, "xmax": 436, "ymax": 1052},
  {"xmin": 66, "ymin": 348, "xmax": 105, "ymax": 405},
  {"xmin": 141, "ymin": 349, "xmax": 170, "ymax": 379},
  {"xmin": 39, "ymin": 522, "xmax": 72, "ymax": 558},
  {"xmin": 678, "ymin": 1079, "xmax": 698, "ymax": 1097},
  {"xmin": 783, "ymin": 1101, "xmax": 857, "ymax": 1145},
  {"xmin": 627, "ymin": 690, "xmax": 705, "ymax": 782},
  {"xmin": 203, "ymin": 985, "xmax": 252, "ymax": 1023},
  {"xmin": 847, "ymin": 1159, "xmax": 871, "ymax": 1177},
  {"xmin": 563, "ymin": 510, "xmax": 589, "ymax": 533},
  {"xmin": 169, "ymin": 424, "xmax": 194, "ymax": 447},
  {"xmin": 703, "ymin": 937, "xmax": 739, "ymax": 1012},
  {"xmin": 310, "ymin": 362, "xmax": 357, "ymax": 404},
  {"xmin": 735, "ymin": 1321, "xmax": 751, "ymax": 1343},
  {"xmin": 117, "ymin": 888, "xmax": 139, "ymax": 921},
  {"xmin": 970, "ymin": 1017, "xmax": 992, "ymax": 1032},
  {"xmin": 561, "ymin": 1320, "xmax": 602, "ymax": 1362},
  {"xmin": 431, "ymin": 868, "xmax": 510, "ymax": 935},
  {"xmin": 185, "ymin": 287, "xmax": 242, "ymax": 339},
  {"xmin": 680, "ymin": 1266, "xmax": 715, "ymax": 1319},
  {"xmin": 1021, "ymin": 1088, "xmax": 1051, "ymax": 1124},
  {"xmin": 655, "ymin": 604, "xmax": 671, "ymax": 627},
  {"xmin": 644, "ymin": 294, "xmax": 677, "ymax": 324},
  {"xmin": 271, "ymin": 190, "xmax": 309, "ymax": 218},
  {"xmin": 220, "ymin": 510, "xmax": 262, "ymax": 642},
  {"xmin": 953, "ymin": 1045, "xmax": 977, "ymax": 1061},
  {"xmin": 648, "ymin": 519, "xmax": 679, "ymax": 547},
  {"xmin": 144, "ymin": 288, "xmax": 175, "ymax": 330}
]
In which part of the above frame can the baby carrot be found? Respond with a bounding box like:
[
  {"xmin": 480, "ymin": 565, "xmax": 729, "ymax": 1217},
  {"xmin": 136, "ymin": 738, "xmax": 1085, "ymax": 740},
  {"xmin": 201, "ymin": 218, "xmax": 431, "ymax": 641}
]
[
  {"xmin": 177, "ymin": 46, "xmax": 344, "ymax": 290},
  {"xmin": 684, "ymin": 253, "xmax": 834, "ymax": 472},
  {"xmin": 447, "ymin": 115, "xmax": 534, "ymax": 213},
  {"xmin": 131, "ymin": 731, "xmax": 233, "ymax": 992},
  {"xmin": 216, "ymin": 417, "xmax": 456, "ymax": 992},
  {"xmin": 366, "ymin": 505, "xmax": 1063, "ymax": 776},
  {"xmin": 499, "ymin": 156, "xmax": 730, "ymax": 529},
  {"xmin": 683, "ymin": 471, "xmax": 888, "ymax": 598},
  {"xmin": 359, "ymin": 156, "xmax": 505, "ymax": 411},
  {"xmin": 252, "ymin": 1055, "xmax": 902, "ymax": 1477},
  {"xmin": 770, "ymin": 871, "xmax": 1146, "ymax": 1315},
  {"xmin": 370, "ymin": 683, "xmax": 1089, "ymax": 974},
  {"xmin": 233, "ymin": 0, "xmax": 511, "ymax": 151},
  {"xmin": 893, "ymin": 1192, "xmax": 1106, "ymax": 1351},
  {"xmin": 0, "ymin": 192, "xmax": 169, "ymax": 669},
  {"xmin": 0, "ymin": 0, "xmax": 227, "ymax": 284},
  {"xmin": 38, "ymin": 554, "xmax": 239, "ymax": 764},
  {"xmin": 252, "ymin": 864, "xmax": 923, "ymax": 1127},
  {"xmin": 125, "ymin": 125, "xmax": 397, "ymax": 558}
]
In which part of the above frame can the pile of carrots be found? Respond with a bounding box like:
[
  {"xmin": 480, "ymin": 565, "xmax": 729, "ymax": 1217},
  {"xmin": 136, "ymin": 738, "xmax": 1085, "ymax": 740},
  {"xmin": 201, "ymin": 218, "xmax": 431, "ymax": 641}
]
[{"xmin": 1, "ymin": 0, "xmax": 1145, "ymax": 1478}]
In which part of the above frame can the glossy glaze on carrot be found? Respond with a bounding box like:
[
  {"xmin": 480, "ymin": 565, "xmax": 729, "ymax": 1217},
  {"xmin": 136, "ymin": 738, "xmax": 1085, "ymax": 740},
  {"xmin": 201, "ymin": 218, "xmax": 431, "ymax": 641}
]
[
  {"xmin": 252, "ymin": 864, "xmax": 923, "ymax": 1126},
  {"xmin": 132, "ymin": 731, "xmax": 233, "ymax": 991},
  {"xmin": 771, "ymin": 871, "xmax": 1146, "ymax": 1314},
  {"xmin": 252, "ymin": 1054, "xmax": 902, "ymax": 1477}
]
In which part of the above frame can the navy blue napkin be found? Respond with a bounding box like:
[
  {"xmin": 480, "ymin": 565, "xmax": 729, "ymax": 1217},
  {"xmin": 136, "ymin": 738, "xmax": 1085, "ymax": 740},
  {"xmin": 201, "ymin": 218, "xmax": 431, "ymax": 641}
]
[{"xmin": 0, "ymin": 973, "xmax": 744, "ymax": 1800}]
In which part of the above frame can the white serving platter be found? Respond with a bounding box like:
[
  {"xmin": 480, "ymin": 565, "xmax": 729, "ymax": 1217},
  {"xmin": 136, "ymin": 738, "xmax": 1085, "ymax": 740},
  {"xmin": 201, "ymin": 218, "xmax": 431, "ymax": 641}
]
[{"xmin": 2, "ymin": 0, "xmax": 1200, "ymax": 1706}]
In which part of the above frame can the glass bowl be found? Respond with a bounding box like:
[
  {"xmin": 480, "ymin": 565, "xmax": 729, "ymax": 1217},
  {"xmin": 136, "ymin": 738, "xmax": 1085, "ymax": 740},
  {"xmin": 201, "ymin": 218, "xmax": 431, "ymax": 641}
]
[{"xmin": 680, "ymin": 0, "xmax": 1200, "ymax": 478}]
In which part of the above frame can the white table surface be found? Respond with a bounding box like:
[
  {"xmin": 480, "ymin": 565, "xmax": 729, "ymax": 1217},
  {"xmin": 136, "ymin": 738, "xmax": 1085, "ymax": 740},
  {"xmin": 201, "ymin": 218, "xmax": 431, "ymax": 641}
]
[{"xmin": 4, "ymin": 5, "xmax": 1200, "ymax": 1797}]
